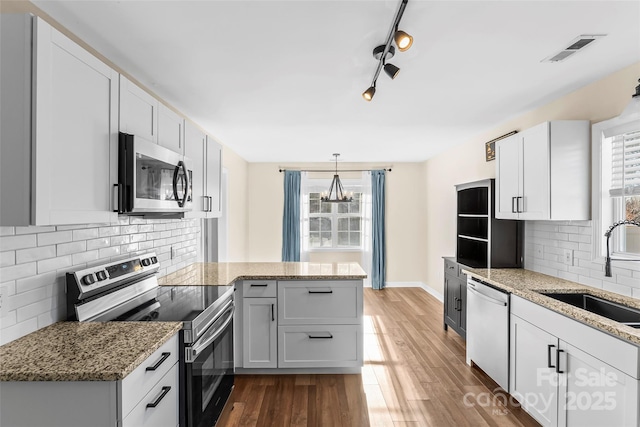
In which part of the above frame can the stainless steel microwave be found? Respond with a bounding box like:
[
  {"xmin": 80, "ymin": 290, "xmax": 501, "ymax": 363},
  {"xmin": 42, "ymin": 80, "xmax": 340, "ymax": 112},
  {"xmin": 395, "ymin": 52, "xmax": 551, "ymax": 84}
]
[{"xmin": 117, "ymin": 132, "xmax": 192, "ymax": 217}]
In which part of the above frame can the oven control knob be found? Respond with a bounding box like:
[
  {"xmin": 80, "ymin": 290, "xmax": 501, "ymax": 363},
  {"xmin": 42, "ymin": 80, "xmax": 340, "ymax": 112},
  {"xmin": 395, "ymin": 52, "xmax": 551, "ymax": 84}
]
[
  {"xmin": 82, "ymin": 274, "xmax": 96, "ymax": 286},
  {"xmin": 96, "ymin": 271, "xmax": 107, "ymax": 281},
  {"xmin": 151, "ymin": 256, "xmax": 158, "ymax": 264},
  {"xmin": 141, "ymin": 258, "xmax": 151, "ymax": 267}
]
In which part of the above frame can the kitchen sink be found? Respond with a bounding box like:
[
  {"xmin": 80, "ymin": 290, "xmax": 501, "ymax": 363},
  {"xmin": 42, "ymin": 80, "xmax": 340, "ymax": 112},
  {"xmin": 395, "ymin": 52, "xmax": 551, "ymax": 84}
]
[{"xmin": 540, "ymin": 292, "xmax": 640, "ymax": 329}]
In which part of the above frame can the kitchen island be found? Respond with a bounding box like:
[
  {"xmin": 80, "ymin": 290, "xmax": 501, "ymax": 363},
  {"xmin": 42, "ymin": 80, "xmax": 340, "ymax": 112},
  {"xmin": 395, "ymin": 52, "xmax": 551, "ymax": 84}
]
[{"xmin": 160, "ymin": 261, "xmax": 367, "ymax": 373}]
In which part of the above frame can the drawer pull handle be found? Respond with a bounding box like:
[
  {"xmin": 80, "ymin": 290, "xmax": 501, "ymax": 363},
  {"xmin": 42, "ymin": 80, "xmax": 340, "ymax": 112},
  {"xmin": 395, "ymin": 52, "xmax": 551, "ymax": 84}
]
[
  {"xmin": 250, "ymin": 283, "xmax": 269, "ymax": 287},
  {"xmin": 308, "ymin": 289, "xmax": 333, "ymax": 294},
  {"xmin": 308, "ymin": 333, "xmax": 333, "ymax": 339},
  {"xmin": 146, "ymin": 386, "xmax": 171, "ymax": 408},
  {"xmin": 271, "ymin": 303, "xmax": 275, "ymax": 322},
  {"xmin": 556, "ymin": 349, "xmax": 565, "ymax": 374},
  {"xmin": 146, "ymin": 352, "xmax": 171, "ymax": 371}
]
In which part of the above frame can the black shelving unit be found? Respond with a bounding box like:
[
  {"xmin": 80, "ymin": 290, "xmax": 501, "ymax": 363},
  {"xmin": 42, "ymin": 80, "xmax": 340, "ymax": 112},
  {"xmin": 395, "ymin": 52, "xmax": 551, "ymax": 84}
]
[{"xmin": 444, "ymin": 179, "xmax": 523, "ymax": 340}]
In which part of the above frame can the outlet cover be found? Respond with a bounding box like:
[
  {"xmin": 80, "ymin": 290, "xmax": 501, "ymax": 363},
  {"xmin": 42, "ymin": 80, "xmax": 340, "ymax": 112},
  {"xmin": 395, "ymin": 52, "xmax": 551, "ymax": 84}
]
[
  {"xmin": 563, "ymin": 249, "xmax": 574, "ymax": 266},
  {"xmin": 534, "ymin": 244, "xmax": 544, "ymax": 258}
]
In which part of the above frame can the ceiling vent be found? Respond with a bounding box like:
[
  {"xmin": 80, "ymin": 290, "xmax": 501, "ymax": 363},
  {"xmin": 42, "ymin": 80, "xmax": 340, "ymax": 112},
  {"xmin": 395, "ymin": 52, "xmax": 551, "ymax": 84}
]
[{"xmin": 542, "ymin": 34, "xmax": 606, "ymax": 63}]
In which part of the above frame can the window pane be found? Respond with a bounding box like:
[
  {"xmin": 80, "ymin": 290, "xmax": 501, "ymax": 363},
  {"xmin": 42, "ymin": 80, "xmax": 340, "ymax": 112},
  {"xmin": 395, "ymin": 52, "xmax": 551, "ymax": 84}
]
[
  {"xmin": 321, "ymin": 201, "xmax": 332, "ymax": 214},
  {"xmin": 350, "ymin": 218, "xmax": 360, "ymax": 231},
  {"xmin": 350, "ymin": 232, "xmax": 361, "ymax": 247},
  {"xmin": 338, "ymin": 232, "xmax": 349, "ymax": 246},
  {"xmin": 309, "ymin": 232, "xmax": 320, "ymax": 248},
  {"xmin": 310, "ymin": 200, "xmax": 320, "ymax": 214},
  {"xmin": 626, "ymin": 196, "xmax": 640, "ymax": 253},
  {"xmin": 321, "ymin": 232, "xmax": 332, "ymax": 247},
  {"xmin": 338, "ymin": 218, "xmax": 348, "ymax": 231},
  {"xmin": 309, "ymin": 217, "xmax": 319, "ymax": 232},
  {"xmin": 627, "ymin": 196, "xmax": 640, "ymax": 222},
  {"xmin": 337, "ymin": 203, "xmax": 348, "ymax": 214},
  {"xmin": 321, "ymin": 217, "xmax": 332, "ymax": 231},
  {"xmin": 350, "ymin": 193, "xmax": 362, "ymax": 214}
]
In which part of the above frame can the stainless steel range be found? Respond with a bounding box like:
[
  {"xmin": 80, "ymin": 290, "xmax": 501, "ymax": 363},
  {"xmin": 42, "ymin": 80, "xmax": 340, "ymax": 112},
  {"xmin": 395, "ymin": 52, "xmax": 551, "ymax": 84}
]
[{"xmin": 66, "ymin": 252, "xmax": 235, "ymax": 427}]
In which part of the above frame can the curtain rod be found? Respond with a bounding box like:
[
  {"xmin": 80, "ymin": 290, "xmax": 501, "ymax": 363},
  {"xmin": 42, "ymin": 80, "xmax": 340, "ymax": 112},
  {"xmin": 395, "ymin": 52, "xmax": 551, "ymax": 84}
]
[{"xmin": 278, "ymin": 168, "xmax": 392, "ymax": 173}]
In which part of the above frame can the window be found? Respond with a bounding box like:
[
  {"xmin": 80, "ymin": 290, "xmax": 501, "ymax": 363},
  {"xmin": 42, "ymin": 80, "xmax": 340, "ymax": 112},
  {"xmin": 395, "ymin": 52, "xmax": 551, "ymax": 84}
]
[
  {"xmin": 303, "ymin": 179, "xmax": 364, "ymax": 250},
  {"xmin": 595, "ymin": 117, "xmax": 640, "ymax": 257}
]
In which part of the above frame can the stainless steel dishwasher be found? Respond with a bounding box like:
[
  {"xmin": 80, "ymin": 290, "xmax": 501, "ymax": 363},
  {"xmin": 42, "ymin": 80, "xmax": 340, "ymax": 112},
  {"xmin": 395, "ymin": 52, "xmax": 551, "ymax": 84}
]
[{"xmin": 466, "ymin": 276, "xmax": 510, "ymax": 391}]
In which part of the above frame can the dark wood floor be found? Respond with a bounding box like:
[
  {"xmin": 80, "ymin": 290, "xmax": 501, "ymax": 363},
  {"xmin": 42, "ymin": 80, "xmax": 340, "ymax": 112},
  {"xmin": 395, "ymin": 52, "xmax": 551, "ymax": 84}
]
[{"xmin": 217, "ymin": 287, "xmax": 539, "ymax": 426}]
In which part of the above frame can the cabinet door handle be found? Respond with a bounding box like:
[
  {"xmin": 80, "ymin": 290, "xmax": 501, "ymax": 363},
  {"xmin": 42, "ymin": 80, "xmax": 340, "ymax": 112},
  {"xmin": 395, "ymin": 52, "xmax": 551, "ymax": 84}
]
[
  {"xmin": 308, "ymin": 333, "xmax": 333, "ymax": 339},
  {"xmin": 512, "ymin": 197, "xmax": 517, "ymax": 213},
  {"xmin": 207, "ymin": 196, "xmax": 213, "ymax": 212},
  {"xmin": 308, "ymin": 289, "xmax": 333, "ymax": 294},
  {"xmin": 547, "ymin": 344, "xmax": 556, "ymax": 369},
  {"xmin": 517, "ymin": 196, "xmax": 523, "ymax": 213},
  {"xmin": 556, "ymin": 349, "xmax": 565, "ymax": 374},
  {"xmin": 146, "ymin": 386, "xmax": 171, "ymax": 408},
  {"xmin": 146, "ymin": 352, "xmax": 171, "ymax": 371},
  {"xmin": 271, "ymin": 303, "xmax": 275, "ymax": 322}
]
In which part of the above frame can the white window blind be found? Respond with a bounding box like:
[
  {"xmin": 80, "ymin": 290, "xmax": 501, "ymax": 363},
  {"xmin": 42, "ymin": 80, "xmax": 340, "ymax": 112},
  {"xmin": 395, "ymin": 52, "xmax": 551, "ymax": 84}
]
[{"xmin": 610, "ymin": 130, "xmax": 640, "ymax": 197}]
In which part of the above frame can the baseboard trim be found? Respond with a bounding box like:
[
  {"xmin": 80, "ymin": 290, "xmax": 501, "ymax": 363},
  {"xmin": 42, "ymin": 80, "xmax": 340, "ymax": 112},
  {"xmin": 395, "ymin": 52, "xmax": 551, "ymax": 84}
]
[{"xmin": 383, "ymin": 281, "xmax": 444, "ymax": 302}]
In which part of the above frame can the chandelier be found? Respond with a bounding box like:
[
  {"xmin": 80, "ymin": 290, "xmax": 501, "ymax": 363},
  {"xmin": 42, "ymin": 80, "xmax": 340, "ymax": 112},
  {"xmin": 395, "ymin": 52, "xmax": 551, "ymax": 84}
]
[{"xmin": 321, "ymin": 154, "xmax": 353, "ymax": 203}]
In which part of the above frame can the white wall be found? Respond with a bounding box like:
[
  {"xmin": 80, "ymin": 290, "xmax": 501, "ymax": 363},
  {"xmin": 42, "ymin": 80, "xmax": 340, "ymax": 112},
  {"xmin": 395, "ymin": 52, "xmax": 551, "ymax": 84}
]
[{"xmin": 423, "ymin": 62, "xmax": 640, "ymax": 297}]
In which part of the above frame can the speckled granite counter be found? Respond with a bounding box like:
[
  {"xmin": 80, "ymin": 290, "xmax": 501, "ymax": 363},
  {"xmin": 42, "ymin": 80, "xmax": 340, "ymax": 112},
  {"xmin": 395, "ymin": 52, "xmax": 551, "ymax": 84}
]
[
  {"xmin": 463, "ymin": 268, "xmax": 640, "ymax": 346},
  {"xmin": 159, "ymin": 262, "xmax": 367, "ymax": 287},
  {"xmin": 0, "ymin": 321, "xmax": 182, "ymax": 381}
]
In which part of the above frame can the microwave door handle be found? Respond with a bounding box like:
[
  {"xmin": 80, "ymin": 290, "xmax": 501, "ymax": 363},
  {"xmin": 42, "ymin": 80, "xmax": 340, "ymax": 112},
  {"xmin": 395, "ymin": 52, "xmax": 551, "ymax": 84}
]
[{"xmin": 173, "ymin": 161, "xmax": 189, "ymax": 208}]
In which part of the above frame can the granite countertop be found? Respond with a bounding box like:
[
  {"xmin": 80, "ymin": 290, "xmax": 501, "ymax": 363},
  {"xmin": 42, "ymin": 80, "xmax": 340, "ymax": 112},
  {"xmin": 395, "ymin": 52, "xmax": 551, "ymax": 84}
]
[
  {"xmin": 463, "ymin": 268, "xmax": 640, "ymax": 346},
  {"xmin": 0, "ymin": 321, "xmax": 182, "ymax": 381},
  {"xmin": 159, "ymin": 261, "xmax": 367, "ymax": 287}
]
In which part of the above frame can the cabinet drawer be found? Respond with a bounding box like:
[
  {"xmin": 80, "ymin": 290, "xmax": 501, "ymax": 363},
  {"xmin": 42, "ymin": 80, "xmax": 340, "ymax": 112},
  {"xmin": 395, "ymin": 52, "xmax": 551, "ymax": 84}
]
[
  {"xmin": 278, "ymin": 281, "xmax": 361, "ymax": 325},
  {"xmin": 444, "ymin": 259, "xmax": 458, "ymax": 277},
  {"xmin": 243, "ymin": 280, "xmax": 277, "ymax": 298},
  {"xmin": 122, "ymin": 364, "xmax": 178, "ymax": 427},
  {"xmin": 121, "ymin": 334, "xmax": 178, "ymax": 418},
  {"xmin": 278, "ymin": 324, "xmax": 361, "ymax": 368}
]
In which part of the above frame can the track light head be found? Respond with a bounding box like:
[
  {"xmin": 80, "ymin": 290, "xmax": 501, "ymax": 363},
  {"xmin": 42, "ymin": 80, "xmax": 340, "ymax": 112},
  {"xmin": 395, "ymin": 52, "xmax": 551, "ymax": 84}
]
[
  {"xmin": 394, "ymin": 30, "xmax": 413, "ymax": 51},
  {"xmin": 384, "ymin": 63, "xmax": 400, "ymax": 79},
  {"xmin": 362, "ymin": 85, "xmax": 376, "ymax": 101}
]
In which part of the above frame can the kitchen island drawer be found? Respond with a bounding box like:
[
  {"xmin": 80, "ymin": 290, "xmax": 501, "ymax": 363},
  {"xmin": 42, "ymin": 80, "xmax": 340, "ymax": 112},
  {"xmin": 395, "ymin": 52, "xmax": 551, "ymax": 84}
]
[
  {"xmin": 278, "ymin": 324, "xmax": 361, "ymax": 368},
  {"xmin": 121, "ymin": 333, "xmax": 178, "ymax": 419},
  {"xmin": 278, "ymin": 280, "xmax": 362, "ymax": 325},
  {"xmin": 242, "ymin": 280, "xmax": 277, "ymax": 298},
  {"xmin": 122, "ymin": 364, "xmax": 178, "ymax": 427}
]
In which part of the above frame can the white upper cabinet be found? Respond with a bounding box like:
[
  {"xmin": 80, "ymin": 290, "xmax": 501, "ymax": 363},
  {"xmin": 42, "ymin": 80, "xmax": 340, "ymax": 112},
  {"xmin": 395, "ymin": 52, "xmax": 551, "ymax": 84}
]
[
  {"xmin": 205, "ymin": 136, "xmax": 223, "ymax": 218},
  {"xmin": 157, "ymin": 103, "xmax": 184, "ymax": 155},
  {"xmin": 1, "ymin": 14, "xmax": 118, "ymax": 226},
  {"xmin": 184, "ymin": 120, "xmax": 206, "ymax": 215},
  {"xmin": 495, "ymin": 121, "xmax": 590, "ymax": 220},
  {"xmin": 119, "ymin": 75, "xmax": 158, "ymax": 143},
  {"xmin": 184, "ymin": 124, "xmax": 222, "ymax": 218}
]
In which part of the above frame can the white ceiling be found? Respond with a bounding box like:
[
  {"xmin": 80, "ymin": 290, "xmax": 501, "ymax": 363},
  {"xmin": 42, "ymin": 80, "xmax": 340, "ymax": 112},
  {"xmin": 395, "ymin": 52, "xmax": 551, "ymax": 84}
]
[{"xmin": 32, "ymin": 0, "xmax": 640, "ymax": 163}]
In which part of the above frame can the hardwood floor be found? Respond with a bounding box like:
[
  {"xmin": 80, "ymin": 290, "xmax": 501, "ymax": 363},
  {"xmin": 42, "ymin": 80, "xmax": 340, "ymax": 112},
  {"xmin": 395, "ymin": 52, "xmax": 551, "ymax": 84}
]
[{"xmin": 217, "ymin": 287, "xmax": 540, "ymax": 427}]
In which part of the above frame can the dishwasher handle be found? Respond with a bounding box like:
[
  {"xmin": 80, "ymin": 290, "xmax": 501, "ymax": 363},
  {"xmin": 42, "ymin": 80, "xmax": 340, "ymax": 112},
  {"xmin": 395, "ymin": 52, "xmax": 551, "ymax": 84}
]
[{"xmin": 467, "ymin": 286, "xmax": 507, "ymax": 306}]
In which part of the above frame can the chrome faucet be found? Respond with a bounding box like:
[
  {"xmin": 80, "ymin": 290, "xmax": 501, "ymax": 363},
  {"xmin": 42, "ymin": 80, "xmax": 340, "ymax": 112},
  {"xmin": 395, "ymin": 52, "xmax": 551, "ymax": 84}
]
[{"xmin": 604, "ymin": 220, "xmax": 640, "ymax": 277}]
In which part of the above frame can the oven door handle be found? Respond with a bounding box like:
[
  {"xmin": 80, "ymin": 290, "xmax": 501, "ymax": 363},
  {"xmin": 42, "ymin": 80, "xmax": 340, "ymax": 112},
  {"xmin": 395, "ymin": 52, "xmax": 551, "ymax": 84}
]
[{"xmin": 186, "ymin": 303, "xmax": 235, "ymax": 363}]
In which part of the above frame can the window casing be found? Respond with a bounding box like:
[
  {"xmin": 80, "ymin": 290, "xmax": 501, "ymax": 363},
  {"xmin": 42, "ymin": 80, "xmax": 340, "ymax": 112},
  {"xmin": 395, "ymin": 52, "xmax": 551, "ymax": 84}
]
[
  {"xmin": 302, "ymin": 180, "xmax": 363, "ymax": 251},
  {"xmin": 593, "ymin": 116, "xmax": 640, "ymax": 259}
]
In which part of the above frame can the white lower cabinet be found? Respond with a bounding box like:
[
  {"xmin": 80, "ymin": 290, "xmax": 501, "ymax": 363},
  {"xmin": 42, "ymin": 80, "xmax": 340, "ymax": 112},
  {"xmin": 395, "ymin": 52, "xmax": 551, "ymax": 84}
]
[
  {"xmin": 239, "ymin": 280, "xmax": 363, "ymax": 370},
  {"xmin": 0, "ymin": 334, "xmax": 179, "ymax": 427},
  {"xmin": 510, "ymin": 296, "xmax": 639, "ymax": 427},
  {"xmin": 242, "ymin": 297, "xmax": 277, "ymax": 368}
]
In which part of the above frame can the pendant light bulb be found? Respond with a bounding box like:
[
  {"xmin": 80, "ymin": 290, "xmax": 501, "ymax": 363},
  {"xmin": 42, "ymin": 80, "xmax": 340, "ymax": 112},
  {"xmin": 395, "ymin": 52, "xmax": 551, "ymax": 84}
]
[
  {"xmin": 384, "ymin": 63, "xmax": 400, "ymax": 79},
  {"xmin": 394, "ymin": 30, "xmax": 413, "ymax": 51},
  {"xmin": 362, "ymin": 85, "xmax": 376, "ymax": 101}
]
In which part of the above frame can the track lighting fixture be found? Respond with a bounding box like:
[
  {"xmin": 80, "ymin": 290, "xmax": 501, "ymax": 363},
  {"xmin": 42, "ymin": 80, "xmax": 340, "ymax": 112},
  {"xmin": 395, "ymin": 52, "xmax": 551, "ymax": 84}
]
[{"xmin": 362, "ymin": 0, "xmax": 412, "ymax": 101}]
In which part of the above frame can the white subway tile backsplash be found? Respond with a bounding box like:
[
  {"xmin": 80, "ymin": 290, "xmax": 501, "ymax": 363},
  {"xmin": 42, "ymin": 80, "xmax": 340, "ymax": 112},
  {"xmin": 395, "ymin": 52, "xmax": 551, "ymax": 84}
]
[
  {"xmin": 37, "ymin": 256, "xmax": 72, "ymax": 274},
  {"xmin": 0, "ymin": 217, "xmax": 201, "ymax": 344},
  {"xmin": 0, "ymin": 227, "xmax": 15, "ymax": 237},
  {"xmin": 525, "ymin": 220, "xmax": 637, "ymax": 300},
  {"xmin": 0, "ymin": 234, "xmax": 37, "ymax": 251},
  {"xmin": 16, "ymin": 245, "xmax": 56, "ymax": 264},
  {"xmin": 38, "ymin": 231, "xmax": 73, "ymax": 246},
  {"xmin": 0, "ymin": 251, "xmax": 15, "ymax": 268},
  {"xmin": 0, "ymin": 263, "xmax": 37, "ymax": 281},
  {"xmin": 72, "ymin": 228, "xmax": 99, "ymax": 241}
]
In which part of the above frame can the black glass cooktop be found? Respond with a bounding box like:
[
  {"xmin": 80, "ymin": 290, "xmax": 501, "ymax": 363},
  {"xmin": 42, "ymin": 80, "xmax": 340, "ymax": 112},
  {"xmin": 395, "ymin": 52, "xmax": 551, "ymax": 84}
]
[{"xmin": 115, "ymin": 285, "xmax": 234, "ymax": 324}]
